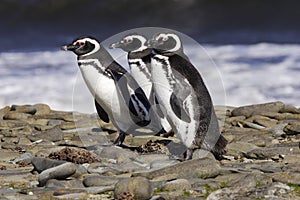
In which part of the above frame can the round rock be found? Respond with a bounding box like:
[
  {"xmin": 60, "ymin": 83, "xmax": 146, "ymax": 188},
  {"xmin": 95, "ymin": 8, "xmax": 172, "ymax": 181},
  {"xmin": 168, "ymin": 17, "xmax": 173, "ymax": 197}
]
[
  {"xmin": 31, "ymin": 157, "xmax": 66, "ymax": 173},
  {"xmin": 38, "ymin": 162, "xmax": 77, "ymax": 186},
  {"xmin": 34, "ymin": 104, "xmax": 51, "ymax": 116},
  {"xmin": 114, "ymin": 177, "xmax": 152, "ymax": 200}
]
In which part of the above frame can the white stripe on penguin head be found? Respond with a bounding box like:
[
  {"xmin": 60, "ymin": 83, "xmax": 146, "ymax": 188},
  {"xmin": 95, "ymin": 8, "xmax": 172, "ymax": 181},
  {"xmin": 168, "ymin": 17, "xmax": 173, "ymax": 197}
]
[
  {"xmin": 166, "ymin": 33, "xmax": 182, "ymax": 52},
  {"xmin": 74, "ymin": 38, "xmax": 101, "ymax": 57}
]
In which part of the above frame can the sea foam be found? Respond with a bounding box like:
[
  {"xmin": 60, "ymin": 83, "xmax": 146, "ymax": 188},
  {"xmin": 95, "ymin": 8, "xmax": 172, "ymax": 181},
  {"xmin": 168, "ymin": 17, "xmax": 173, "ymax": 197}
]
[{"xmin": 0, "ymin": 43, "xmax": 299, "ymax": 112}]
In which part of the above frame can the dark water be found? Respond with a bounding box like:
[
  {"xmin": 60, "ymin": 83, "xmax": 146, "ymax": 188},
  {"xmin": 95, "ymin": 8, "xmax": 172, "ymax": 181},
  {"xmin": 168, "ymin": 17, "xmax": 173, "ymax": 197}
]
[{"xmin": 1, "ymin": 0, "xmax": 300, "ymax": 52}]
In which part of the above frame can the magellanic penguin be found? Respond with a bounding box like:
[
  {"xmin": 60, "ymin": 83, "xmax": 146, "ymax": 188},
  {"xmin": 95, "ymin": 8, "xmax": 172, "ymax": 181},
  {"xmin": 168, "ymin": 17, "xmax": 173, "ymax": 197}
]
[
  {"xmin": 109, "ymin": 34, "xmax": 172, "ymax": 136},
  {"xmin": 147, "ymin": 33, "xmax": 227, "ymax": 160},
  {"xmin": 62, "ymin": 36, "xmax": 154, "ymax": 145}
]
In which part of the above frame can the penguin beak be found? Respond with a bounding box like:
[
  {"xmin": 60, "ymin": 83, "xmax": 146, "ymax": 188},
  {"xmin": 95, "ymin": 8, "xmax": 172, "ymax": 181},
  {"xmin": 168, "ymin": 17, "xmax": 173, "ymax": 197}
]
[
  {"xmin": 109, "ymin": 41, "xmax": 122, "ymax": 49},
  {"xmin": 61, "ymin": 44, "xmax": 80, "ymax": 51}
]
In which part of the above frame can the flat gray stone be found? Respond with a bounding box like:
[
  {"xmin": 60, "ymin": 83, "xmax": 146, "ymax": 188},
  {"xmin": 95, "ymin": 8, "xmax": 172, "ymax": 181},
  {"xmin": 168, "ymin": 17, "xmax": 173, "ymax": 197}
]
[
  {"xmin": 246, "ymin": 143, "xmax": 300, "ymax": 159},
  {"xmin": 226, "ymin": 142, "xmax": 258, "ymax": 157},
  {"xmin": 232, "ymin": 101, "xmax": 284, "ymax": 117},
  {"xmin": 134, "ymin": 157, "xmax": 221, "ymax": 179},
  {"xmin": 0, "ymin": 150, "xmax": 20, "ymax": 162},
  {"xmin": 4, "ymin": 111, "xmax": 32, "ymax": 120},
  {"xmin": 163, "ymin": 179, "xmax": 191, "ymax": 191},
  {"xmin": 272, "ymin": 172, "xmax": 300, "ymax": 185},
  {"xmin": 38, "ymin": 162, "xmax": 77, "ymax": 186},
  {"xmin": 87, "ymin": 162, "xmax": 121, "ymax": 175},
  {"xmin": 150, "ymin": 159, "xmax": 179, "ymax": 170},
  {"xmin": 11, "ymin": 105, "xmax": 37, "ymax": 115},
  {"xmin": 280, "ymin": 105, "xmax": 300, "ymax": 114},
  {"xmin": 46, "ymin": 179, "xmax": 84, "ymax": 188},
  {"xmin": 93, "ymin": 146, "xmax": 138, "ymax": 163},
  {"xmin": 28, "ymin": 125, "xmax": 64, "ymax": 142},
  {"xmin": 12, "ymin": 152, "xmax": 34, "ymax": 165},
  {"xmin": 31, "ymin": 157, "xmax": 66, "ymax": 173},
  {"xmin": 83, "ymin": 175, "xmax": 118, "ymax": 187}
]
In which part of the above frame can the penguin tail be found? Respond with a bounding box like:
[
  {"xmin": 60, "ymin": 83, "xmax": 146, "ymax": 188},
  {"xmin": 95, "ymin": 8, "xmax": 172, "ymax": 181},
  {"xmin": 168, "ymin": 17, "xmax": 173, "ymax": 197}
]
[{"xmin": 211, "ymin": 135, "xmax": 228, "ymax": 160}]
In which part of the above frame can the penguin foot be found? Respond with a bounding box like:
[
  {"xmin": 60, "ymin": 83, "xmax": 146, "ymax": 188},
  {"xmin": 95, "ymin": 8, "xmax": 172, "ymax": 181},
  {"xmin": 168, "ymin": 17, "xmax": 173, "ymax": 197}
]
[
  {"xmin": 113, "ymin": 132, "xmax": 126, "ymax": 146},
  {"xmin": 184, "ymin": 148, "xmax": 194, "ymax": 160},
  {"xmin": 154, "ymin": 128, "xmax": 167, "ymax": 137},
  {"xmin": 154, "ymin": 129, "xmax": 175, "ymax": 138},
  {"xmin": 163, "ymin": 130, "xmax": 175, "ymax": 138},
  {"xmin": 113, "ymin": 132, "xmax": 139, "ymax": 151},
  {"xmin": 211, "ymin": 135, "xmax": 228, "ymax": 160}
]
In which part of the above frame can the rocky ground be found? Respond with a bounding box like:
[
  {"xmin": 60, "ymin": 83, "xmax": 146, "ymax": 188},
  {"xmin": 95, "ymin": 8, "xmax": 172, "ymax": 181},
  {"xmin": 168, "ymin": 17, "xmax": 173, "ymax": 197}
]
[{"xmin": 0, "ymin": 101, "xmax": 299, "ymax": 200}]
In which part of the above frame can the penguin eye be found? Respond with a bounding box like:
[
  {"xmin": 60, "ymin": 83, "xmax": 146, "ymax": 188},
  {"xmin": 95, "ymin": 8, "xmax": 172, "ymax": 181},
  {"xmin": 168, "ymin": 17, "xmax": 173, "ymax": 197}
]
[
  {"xmin": 162, "ymin": 37, "xmax": 168, "ymax": 42},
  {"xmin": 75, "ymin": 41, "xmax": 85, "ymax": 46},
  {"xmin": 126, "ymin": 38, "xmax": 133, "ymax": 43}
]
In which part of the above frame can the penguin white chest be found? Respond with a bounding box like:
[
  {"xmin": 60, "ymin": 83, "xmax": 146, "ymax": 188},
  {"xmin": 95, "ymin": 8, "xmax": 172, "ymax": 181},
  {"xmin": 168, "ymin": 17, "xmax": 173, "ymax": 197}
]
[
  {"xmin": 150, "ymin": 56, "xmax": 197, "ymax": 148},
  {"xmin": 79, "ymin": 64, "xmax": 114, "ymax": 105},
  {"xmin": 150, "ymin": 57, "xmax": 173, "ymax": 96},
  {"xmin": 130, "ymin": 61, "xmax": 152, "ymax": 98}
]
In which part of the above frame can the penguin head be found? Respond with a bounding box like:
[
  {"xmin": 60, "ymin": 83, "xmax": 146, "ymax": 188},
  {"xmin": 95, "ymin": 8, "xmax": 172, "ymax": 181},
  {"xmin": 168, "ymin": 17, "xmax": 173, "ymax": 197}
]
[
  {"xmin": 62, "ymin": 36, "xmax": 101, "ymax": 56},
  {"xmin": 147, "ymin": 33, "xmax": 182, "ymax": 53},
  {"xmin": 109, "ymin": 34, "xmax": 148, "ymax": 52}
]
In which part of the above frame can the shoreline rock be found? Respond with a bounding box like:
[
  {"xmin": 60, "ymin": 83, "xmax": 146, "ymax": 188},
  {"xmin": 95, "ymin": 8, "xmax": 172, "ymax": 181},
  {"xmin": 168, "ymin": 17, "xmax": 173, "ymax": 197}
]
[{"xmin": 0, "ymin": 101, "xmax": 299, "ymax": 199}]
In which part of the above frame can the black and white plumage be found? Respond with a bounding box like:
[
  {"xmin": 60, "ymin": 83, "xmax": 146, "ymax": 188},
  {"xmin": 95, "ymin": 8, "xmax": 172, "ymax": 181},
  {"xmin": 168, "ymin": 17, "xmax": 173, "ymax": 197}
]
[
  {"xmin": 147, "ymin": 33, "xmax": 227, "ymax": 159},
  {"xmin": 62, "ymin": 36, "xmax": 153, "ymax": 145},
  {"xmin": 109, "ymin": 34, "xmax": 172, "ymax": 135}
]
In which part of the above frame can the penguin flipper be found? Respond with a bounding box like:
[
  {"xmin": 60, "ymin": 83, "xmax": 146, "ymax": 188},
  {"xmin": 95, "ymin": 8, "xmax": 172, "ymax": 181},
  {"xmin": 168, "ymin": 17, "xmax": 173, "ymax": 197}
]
[
  {"xmin": 170, "ymin": 93, "xmax": 191, "ymax": 123},
  {"xmin": 107, "ymin": 66, "xmax": 150, "ymax": 122},
  {"xmin": 95, "ymin": 100, "xmax": 110, "ymax": 123},
  {"xmin": 130, "ymin": 86, "xmax": 152, "ymax": 118}
]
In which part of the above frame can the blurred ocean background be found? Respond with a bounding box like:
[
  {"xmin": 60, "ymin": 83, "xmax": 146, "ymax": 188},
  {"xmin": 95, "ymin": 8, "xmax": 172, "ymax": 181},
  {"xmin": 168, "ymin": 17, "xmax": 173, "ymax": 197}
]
[{"xmin": 0, "ymin": 0, "xmax": 299, "ymax": 111}]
